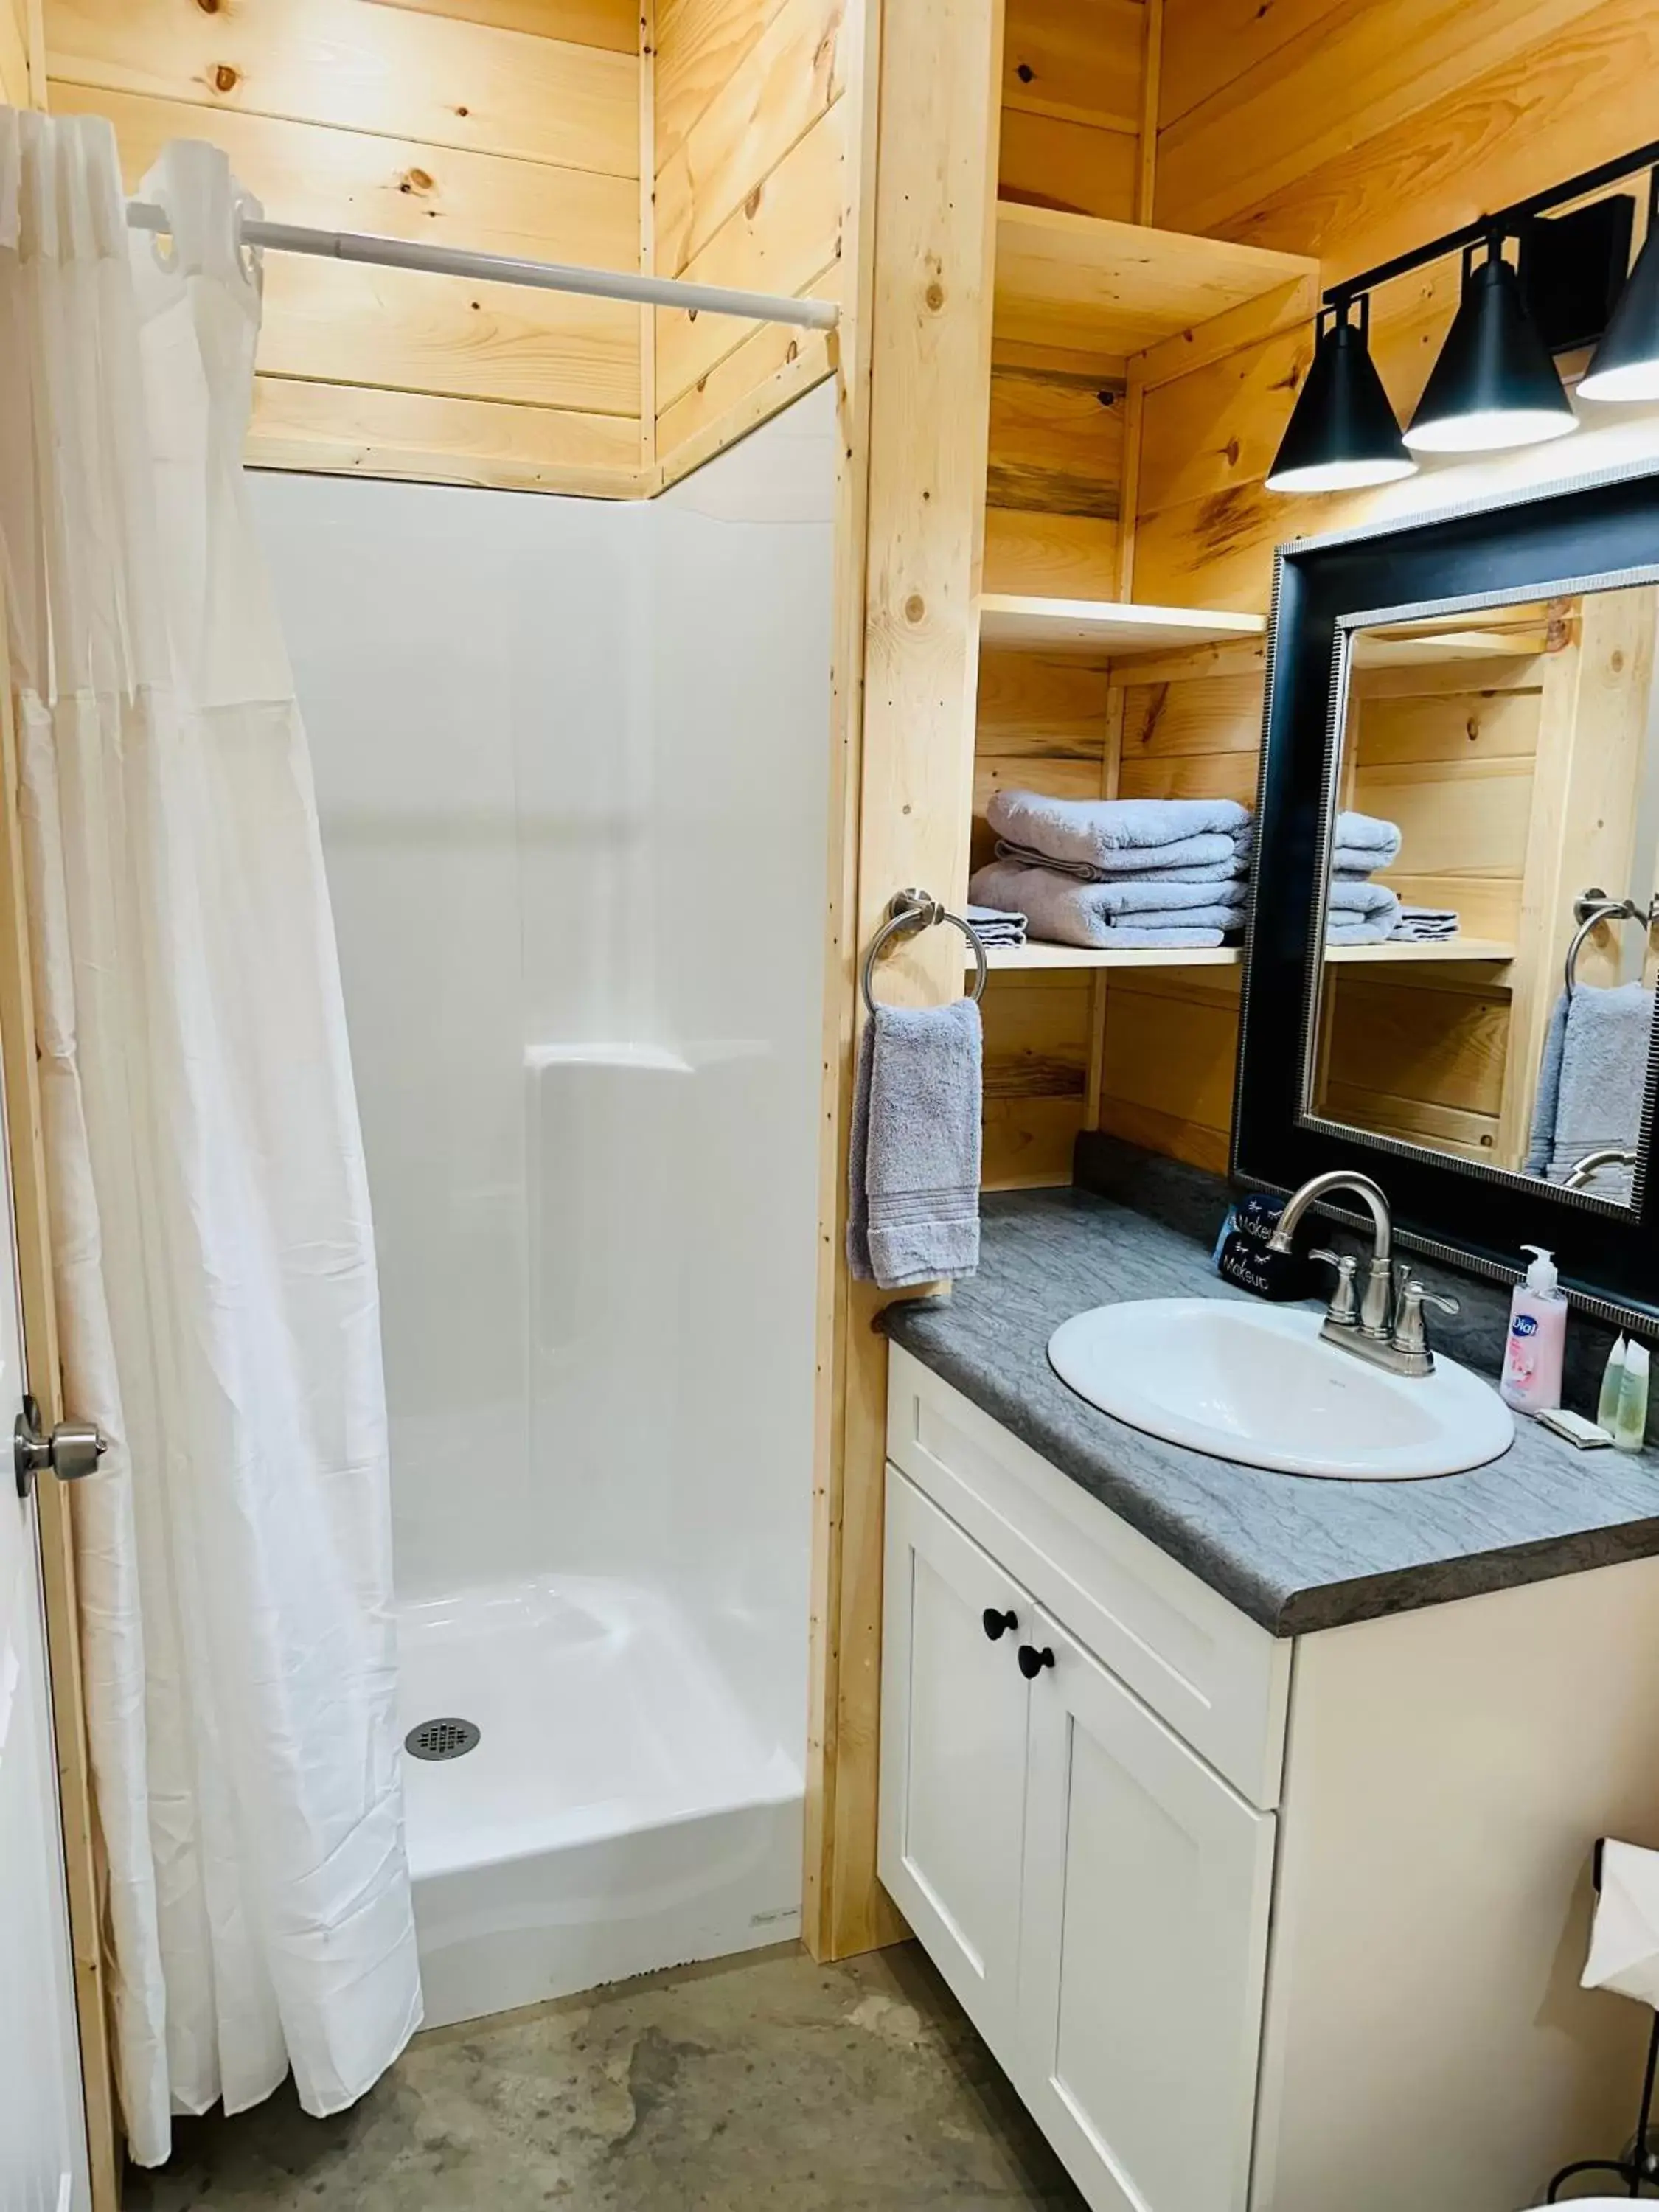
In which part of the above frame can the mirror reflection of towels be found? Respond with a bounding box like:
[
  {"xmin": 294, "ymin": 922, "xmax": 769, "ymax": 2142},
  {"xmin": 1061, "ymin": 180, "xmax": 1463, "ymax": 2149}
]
[{"xmin": 1526, "ymin": 981, "xmax": 1655, "ymax": 1200}]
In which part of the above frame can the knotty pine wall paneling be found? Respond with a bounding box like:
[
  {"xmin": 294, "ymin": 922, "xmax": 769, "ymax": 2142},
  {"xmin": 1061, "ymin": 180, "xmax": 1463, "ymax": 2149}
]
[
  {"xmin": 650, "ymin": 0, "xmax": 853, "ymax": 479},
  {"xmin": 999, "ymin": 0, "xmax": 1147, "ymax": 222},
  {"xmin": 1, "ymin": 0, "xmax": 39, "ymax": 105},
  {"xmin": 45, "ymin": 0, "xmax": 645, "ymax": 492}
]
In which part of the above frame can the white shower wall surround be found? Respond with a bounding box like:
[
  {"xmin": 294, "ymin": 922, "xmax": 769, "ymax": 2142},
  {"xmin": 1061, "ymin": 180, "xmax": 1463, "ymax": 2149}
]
[{"xmin": 252, "ymin": 387, "xmax": 834, "ymax": 2023}]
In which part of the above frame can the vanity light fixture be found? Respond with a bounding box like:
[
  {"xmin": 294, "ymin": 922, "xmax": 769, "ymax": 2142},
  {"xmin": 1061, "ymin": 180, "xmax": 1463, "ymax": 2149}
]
[
  {"xmin": 1581, "ymin": 173, "xmax": 1659, "ymax": 403},
  {"xmin": 1267, "ymin": 137, "xmax": 1659, "ymax": 493},
  {"xmin": 1265, "ymin": 296, "xmax": 1417, "ymax": 493},
  {"xmin": 1404, "ymin": 240, "xmax": 1578, "ymax": 454}
]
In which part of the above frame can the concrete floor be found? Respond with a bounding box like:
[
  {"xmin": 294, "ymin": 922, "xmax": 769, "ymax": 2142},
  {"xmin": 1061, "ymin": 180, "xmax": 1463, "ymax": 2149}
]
[{"xmin": 124, "ymin": 1941, "xmax": 1085, "ymax": 2211}]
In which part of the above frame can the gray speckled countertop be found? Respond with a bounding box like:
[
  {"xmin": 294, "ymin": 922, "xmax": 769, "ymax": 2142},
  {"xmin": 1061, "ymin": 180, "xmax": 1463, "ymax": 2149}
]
[{"xmin": 881, "ymin": 1177, "xmax": 1659, "ymax": 1637}]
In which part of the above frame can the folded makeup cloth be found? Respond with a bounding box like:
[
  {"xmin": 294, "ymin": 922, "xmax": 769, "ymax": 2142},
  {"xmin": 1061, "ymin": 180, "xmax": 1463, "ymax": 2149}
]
[
  {"xmin": 1328, "ymin": 878, "xmax": 1402, "ymax": 920},
  {"xmin": 1524, "ymin": 981, "xmax": 1655, "ymax": 1198},
  {"xmin": 966, "ymin": 902, "xmax": 1026, "ymax": 947},
  {"xmin": 970, "ymin": 860, "xmax": 1237, "ymax": 948},
  {"xmin": 987, "ymin": 790, "xmax": 1252, "ymax": 877},
  {"xmin": 1332, "ymin": 809, "xmax": 1402, "ymax": 873},
  {"xmin": 846, "ymin": 999, "xmax": 982, "ymax": 1290},
  {"xmin": 1391, "ymin": 905, "xmax": 1459, "ymax": 942},
  {"xmin": 995, "ymin": 839, "xmax": 1250, "ymax": 883}
]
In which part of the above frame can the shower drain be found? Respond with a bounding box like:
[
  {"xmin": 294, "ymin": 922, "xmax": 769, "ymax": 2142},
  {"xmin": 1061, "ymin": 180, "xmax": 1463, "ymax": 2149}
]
[{"xmin": 404, "ymin": 1717, "xmax": 481, "ymax": 1761}]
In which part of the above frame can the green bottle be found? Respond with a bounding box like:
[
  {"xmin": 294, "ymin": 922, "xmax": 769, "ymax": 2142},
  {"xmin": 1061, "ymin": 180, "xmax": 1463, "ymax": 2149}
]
[{"xmin": 1599, "ymin": 1337, "xmax": 1627, "ymax": 1433}]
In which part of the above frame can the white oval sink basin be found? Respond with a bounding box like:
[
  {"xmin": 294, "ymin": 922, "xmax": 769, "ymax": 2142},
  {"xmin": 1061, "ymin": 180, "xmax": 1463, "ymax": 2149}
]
[{"xmin": 1048, "ymin": 1298, "xmax": 1514, "ymax": 1480}]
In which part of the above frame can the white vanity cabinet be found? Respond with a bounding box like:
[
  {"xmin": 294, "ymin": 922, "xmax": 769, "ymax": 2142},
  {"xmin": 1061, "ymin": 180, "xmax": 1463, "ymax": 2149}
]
[
  {"xmin": 880, "ymin": 1349, "xmax": 1286, "ymax": 2212},
  {"xmin": 880, "ymin": 1343, "xmax": 1659, "ymax": 2212}
]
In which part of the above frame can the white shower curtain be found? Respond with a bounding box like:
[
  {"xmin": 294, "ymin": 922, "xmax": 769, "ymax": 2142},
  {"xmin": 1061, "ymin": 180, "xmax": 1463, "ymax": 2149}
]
[{"xmin": 0, "ymin": 114, "xmax": 420, "ymax": 2165}]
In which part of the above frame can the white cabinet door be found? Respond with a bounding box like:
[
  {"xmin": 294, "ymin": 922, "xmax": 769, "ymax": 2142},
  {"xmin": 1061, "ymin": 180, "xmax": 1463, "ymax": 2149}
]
[
  {"xmin": 1016, "ymin": 1608, "xmax": 1276, "ymax": 2212},
  {"xmin": 879, "ymin": 1469, "xmax": 1032, "ymax": 2063}
]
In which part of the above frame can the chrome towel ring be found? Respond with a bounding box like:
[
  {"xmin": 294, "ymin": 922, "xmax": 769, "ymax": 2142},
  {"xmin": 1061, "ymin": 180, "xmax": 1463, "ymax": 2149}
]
[
  {"xmin": 1564, "ymin": 887, "xmax": 1659, "ymax": 995},
  {"xmin": 861, "ymin": 889, "xmax": 989, "ymax": 1017}
]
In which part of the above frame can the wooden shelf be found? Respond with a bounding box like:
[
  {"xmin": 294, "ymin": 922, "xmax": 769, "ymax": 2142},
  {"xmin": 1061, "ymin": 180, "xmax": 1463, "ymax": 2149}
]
[
  {"xmin": 993, "ymin": 204, "xmax": 1319, "ymax": 361},
  {"xmin": 978, "ymin": 593, "xmax": 1265, "ymax": 658},
  {"xmin": 973, "ymin": 937, "xmax": 1515, "ymax": 974},
  {"xmin": 974, "ymin": 943, "xmax": 1243, "ymax": 972},
  {"xmin": 1325, "ymin": 937, "xmax": 1514, "ymax": 965}
]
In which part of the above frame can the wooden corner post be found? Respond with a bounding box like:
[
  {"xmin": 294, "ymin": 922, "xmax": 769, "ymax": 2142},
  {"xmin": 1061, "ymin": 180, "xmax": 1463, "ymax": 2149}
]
[{"xmin": 804, "ymin": 0, "xmax": 1005, "ymax": 1961}]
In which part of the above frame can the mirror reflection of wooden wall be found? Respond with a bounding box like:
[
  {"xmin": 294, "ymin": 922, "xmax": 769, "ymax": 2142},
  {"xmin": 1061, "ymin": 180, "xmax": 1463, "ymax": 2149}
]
[{"xmin": 1312, "ymin": 588, "xmax": 1659, "ymax": 1175}]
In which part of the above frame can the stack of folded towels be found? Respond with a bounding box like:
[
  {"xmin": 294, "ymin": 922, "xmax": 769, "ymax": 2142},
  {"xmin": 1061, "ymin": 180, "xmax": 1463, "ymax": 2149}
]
[
  {"xmin": 967, "ymin": 792, "xmax": 1253, "ymax": 950},
  {"xmin": 1326, "ymin": 811, "xmax": 1402, "ymax": 945},
  {"xmin": 1326, "ymin": 810, "xmax": 1461, "ymax": 945}
]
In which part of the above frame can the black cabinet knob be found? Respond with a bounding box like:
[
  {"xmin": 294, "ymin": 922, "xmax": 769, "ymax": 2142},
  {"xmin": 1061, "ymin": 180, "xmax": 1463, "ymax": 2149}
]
[
  {"xmin": 1017, "ymin": 1644, "xmax": 1055, "ymax": 1680},
  {"xmin": 982, "ymin": 1607, "xmax": 1018, "ymax": 1641}
]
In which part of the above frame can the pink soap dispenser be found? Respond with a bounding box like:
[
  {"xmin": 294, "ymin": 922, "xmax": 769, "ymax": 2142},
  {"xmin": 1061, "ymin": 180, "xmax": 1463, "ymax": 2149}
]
[{"xmin": 1500, "ymin": 1243, "xmax": 1567, "ymax": 1415}]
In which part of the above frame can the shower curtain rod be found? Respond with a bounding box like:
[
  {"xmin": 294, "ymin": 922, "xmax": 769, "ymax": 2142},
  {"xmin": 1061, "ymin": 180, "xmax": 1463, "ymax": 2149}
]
[{"xmin": 124, "ymin": 199, "xmax": 841, "ymax": 330}]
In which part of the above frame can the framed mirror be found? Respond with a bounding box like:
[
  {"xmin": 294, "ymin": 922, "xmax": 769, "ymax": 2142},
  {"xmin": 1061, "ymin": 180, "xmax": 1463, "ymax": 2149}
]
[{"xmin": 1236, "ymin": 462, "xmax": 1659, "ymax": 1327}]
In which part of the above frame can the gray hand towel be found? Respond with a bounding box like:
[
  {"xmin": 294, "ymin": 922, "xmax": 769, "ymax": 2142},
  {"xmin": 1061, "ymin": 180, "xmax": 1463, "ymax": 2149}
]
[
  {"xmin": 1525, "ymin": 981, "xmax": 1655, "ymax": 1199},
  {"xmin": 987, "ymin": 790, "xmax": 1251, "ymax": 873},
  {"xmin": 995, "ymin": 838, "xmax": 1249, "ymax": 883},
  {"xmin": 1328, "ymin": 878, "xmax": 1402, "ymax": 919},
  {"xmin": 847, "ymin": 1000, "xmax": 982, "ymax": 1290},
  {"xmin": 970, "ymin": 859, "xmax": 1241, "ymax": 947},
  {"xmin": 966, "ymin": 902, "xmax": 1026, "ymax": 947},
  {"xmin": 1332, "ymin": 809, "xmax": 1402, "ymax": 868},
  {"xmin": 1524, "ymin": 993, "xmax": 1570, "ymax": 1177},
  {"xmin": 1326, "ymin": 918, "xmax": 1394, "ymax": 945},
  {"xmin": 982, "ymin": 866, "xmax": 1243, "ymax": 918}
]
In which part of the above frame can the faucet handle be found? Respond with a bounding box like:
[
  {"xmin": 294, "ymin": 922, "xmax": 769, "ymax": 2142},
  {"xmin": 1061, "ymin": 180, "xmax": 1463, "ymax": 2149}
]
[
  {"xmin": 1392, "ymin": 1279, "xmax": 1459, "ymax": 1357},
  {"xmin": 1310, "ymin": 1248, "xmax": 1359, "ymax": 1328}
]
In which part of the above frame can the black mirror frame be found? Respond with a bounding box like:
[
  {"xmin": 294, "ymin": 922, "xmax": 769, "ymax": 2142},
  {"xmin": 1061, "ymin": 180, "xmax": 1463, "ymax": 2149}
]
[{"xmin": 1234, "ymin": 460, "xmax": 1659, "ymax": 1331}]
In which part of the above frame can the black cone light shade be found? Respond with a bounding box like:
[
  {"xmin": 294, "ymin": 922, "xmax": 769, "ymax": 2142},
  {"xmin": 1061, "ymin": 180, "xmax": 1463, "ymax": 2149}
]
[
  {"xmin": 1265, "ymin": 302, "xmax": 1416, "ymax": 493},
  {"xmin": 1580, "ymin": 180, "xmax": 1659, "ymax": 401},
  {"xmin": 1405, "ymin": 245, "xmax": 1577, "ymax": 453}
]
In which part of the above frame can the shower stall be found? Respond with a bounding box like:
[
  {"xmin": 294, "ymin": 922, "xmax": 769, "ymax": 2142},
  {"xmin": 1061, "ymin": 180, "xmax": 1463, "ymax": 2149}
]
[{"xmin": 253, "ymin": 389, "xmax": 834, "ymax": 2026}]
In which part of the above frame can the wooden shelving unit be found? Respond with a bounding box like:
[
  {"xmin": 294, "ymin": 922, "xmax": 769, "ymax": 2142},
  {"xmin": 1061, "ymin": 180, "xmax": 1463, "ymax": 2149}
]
[
  {"xmin": 978, "ymin": 594, "xmax": 1265, "ymax": 658},
  {"xmin": 992, "ymin": 206, "xmax": 1319, "ymax": 362}
]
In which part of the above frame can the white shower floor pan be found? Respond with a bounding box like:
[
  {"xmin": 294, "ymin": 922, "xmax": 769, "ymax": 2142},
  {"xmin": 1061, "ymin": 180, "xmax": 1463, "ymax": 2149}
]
[{"xmin": 397, "ymin": 1574, "xmax": 804, "ymax": 2028}]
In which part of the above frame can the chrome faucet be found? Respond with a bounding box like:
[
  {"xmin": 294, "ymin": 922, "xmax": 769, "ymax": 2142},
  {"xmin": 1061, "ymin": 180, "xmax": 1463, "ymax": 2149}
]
[{"xmin": 1265, "ymin": 1170, "xmax": 1458, "ymax": 1378}]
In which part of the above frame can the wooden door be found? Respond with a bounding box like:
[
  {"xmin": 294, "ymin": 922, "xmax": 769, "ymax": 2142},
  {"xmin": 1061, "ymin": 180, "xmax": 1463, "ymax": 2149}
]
[
  {"xmin": 0, "ymin": 605, "xmax": 119, "ymax": 2208},
  {"xmin": 0, "ymin": 1077, "xmax": 88, "ymax": 2209},
  {"xmin": 877, "ymin": 1469, "xmax": 1032, "ymax": 2065},
  {"xmin": 1016, "ymin": 1607, "xmax": 1276, "ymax": 2212}
]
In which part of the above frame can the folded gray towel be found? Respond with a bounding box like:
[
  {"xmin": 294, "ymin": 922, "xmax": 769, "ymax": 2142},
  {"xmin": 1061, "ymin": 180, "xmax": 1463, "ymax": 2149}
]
[
  {"xmin": 965, "ymin": 902, "xmax": 1026, "ymax": 947},
  {"xmin": 1326, "ymin": 918, "xmax": 1394, "ymax": 945},
  {"xmin": 1524, "ymin": 981, "xmax": 1654, "ymax": 1199},
  {"xmin": 970, "ymin": 860, "xmax": 1238, "ymax": 948},
  {"xmin": 1332, "ymin": 810, "xmax": 1402, "ymax": 869},
  {"xmin": 987, "ymin": 790, "xmax": 1251, "ymax": 875},
  {"xmin": 846, "ymin": 1000, "xmax": 981, "ymax": 1289},
  {"xmin": 998, "ymin": 872, "xmax": 1243, "ymax": 918},
  {"xmin": 1328, "ymin": 878, "xmax": 1401, "ymax": 919},
  {"xmin": 995, "ymin": 838, "xmax": 1249, "ymax": 883}
]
